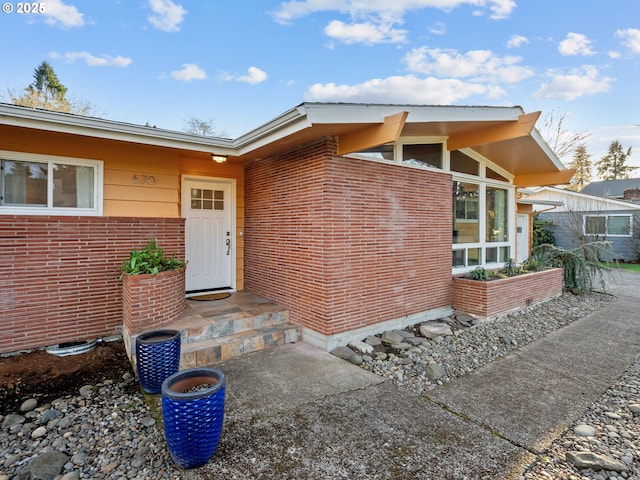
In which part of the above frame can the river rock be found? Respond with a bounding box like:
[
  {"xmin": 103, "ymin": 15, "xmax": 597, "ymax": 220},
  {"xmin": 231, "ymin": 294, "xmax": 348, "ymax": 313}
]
[
  {"xmin": 20, "ymin": 398, "xmax": 38, "ymax": 413},
  {"xmin": 16, "ymin": 451, "xmax": 68, "ymax": 480},
  {"xmin": 574, "ymin": 424, "xmax": 597, "ymax": 437},
  {"xmin": 419, "ymin": 322, "xmax": 453, "ymax": 339},
  {"xmin": 566, "ymin": 451, "xmax": 627, "ymax": 472}
]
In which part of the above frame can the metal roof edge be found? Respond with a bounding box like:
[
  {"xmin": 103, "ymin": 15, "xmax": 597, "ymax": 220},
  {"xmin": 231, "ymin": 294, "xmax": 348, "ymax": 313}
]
[
  {"xmin": 0, "ymin": 103, "xmax": 235, "ymax": 154},
  {"xmin": 526, "ymin": 186, "xmax": 640, "ymax": 210}
]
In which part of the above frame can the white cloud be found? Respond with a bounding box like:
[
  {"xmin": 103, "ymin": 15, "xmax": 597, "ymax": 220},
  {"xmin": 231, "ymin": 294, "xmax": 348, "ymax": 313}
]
[
  {"xmin": 238, "ymin": 67, "xmax": 268, "ymax": 84},
  {"xmin": 404, "ymin": 46, "xmax": 534, "ymax": 83},
  {"xmin": 220, "ymin": 67, "xmax": 268, "ymax": 85},
  {"xmin": 273, "ymin": 1, "xmax": 514, "ymax": 46},
  {"xmin": 273, "ymin": 0, "xmax": 516, "ymax": 24},
  {"xmin": 43, "ymin": 0, "xmax": 84, "ymax": 29},
  {"xmin": 147, "ymin": 0, "xmax": 187, "ymax": 32},
  {"xmin": 324, "ymin": 20, "xmax": 407, "ymax": 44},
  {"xmin": 506, "ymin": 34, "xmax": 528, "ymax": 49},
  {"xmin": 616, "ymin": 28, "xmax": 640, "ymax": 54},
  {"xmin": 558, "ymin": 32, "xmax": 595, "ymax": 56},
  {"xmin": 51, "ymin": 51, "xmax": 132, "ymax": 67},
  {"xmin": 171, "ymin": 64, "xmax": 207, "ymax": 82},
  {"xmin": 305, "ymin": 75, "xmax": 498, "ymax": 104},
  {"xmin": 533, "ymin": 65, "xmax": 613, "ymax": 100}
]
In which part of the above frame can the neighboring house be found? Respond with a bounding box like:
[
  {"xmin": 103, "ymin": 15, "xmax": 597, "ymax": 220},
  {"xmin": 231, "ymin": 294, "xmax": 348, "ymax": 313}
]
[
  {"xmin": 581, "ymin": 178, "xmax": 640, "ymax": 203},
  {"xmin": 522, "ymin": 186, "xmax": 640, "ymax": 262},
  {"xmin": 0, "ymin": 102, "xmax": 573, "ymax": 354}
]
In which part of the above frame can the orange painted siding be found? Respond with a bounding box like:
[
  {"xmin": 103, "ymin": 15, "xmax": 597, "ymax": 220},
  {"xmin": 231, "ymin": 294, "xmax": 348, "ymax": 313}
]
[
  {"xmin": 245, "ymin": 138, "xmax": 453, "ymax": 337},
  {"xmin": 0, "ymin": 125, "xmax": 245, "ymax": 291}
]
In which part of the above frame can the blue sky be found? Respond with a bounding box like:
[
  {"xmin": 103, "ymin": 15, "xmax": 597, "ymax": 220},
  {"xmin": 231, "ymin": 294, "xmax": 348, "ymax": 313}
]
[{"xmin": 2, "ymin": 0, "xmax": 640, "ymax": 171}]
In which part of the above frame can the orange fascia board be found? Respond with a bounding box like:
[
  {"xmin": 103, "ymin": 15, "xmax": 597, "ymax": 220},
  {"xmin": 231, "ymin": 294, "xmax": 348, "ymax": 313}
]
[
  {"xmin": 447, "ymin": 112, "xmax": 541, "ymax": 151},
  {"xmin": 337, "ymin": 111, "xmax": 408, "ymax": 155},
  {"xmin": 514, "ymin": 168, "xmax": 576, "ymax": 188}
]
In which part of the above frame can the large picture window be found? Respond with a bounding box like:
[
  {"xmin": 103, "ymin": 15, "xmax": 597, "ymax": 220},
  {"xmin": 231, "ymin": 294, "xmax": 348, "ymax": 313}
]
[
  {"xmin": 453, "ymin": 180, "xmax": 512, "ymax": 270},
  {"xmin": 584, "ymin": 215, "xmax": 631, "ymax": 237},
  {"xmin": 0, "ymin": 152, "xmax": 102, "ymax": 215}
]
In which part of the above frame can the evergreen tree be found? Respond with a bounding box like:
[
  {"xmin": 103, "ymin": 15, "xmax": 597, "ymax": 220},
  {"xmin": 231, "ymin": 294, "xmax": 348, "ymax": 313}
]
[
  {"xmin": 596, "ymin": 140, "xmax": 637, "ymax": 180},
  {"xmin": 31, "ymin": 61, "xmax": 68, "ymax": 98},
  {"xmin": 8, "ymin": 60, "xmax": 97, "ymax": 115},
  {"xmin": 567, "ymin": 145, "xmax": 592, "ymax": 191}
]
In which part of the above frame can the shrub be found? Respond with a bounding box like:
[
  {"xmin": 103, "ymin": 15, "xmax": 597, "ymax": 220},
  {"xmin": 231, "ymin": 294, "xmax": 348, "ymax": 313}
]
[
  {"xmin": 121, "ymin": 239, "xmax": 184, "ymax": 276},
  {"xmin": 530, "ymin": 241, "xmax": 613, "ymax": 293},
  {"xmin": 467, "ymin": 266, "xmax": 490, "ymax": 281}
]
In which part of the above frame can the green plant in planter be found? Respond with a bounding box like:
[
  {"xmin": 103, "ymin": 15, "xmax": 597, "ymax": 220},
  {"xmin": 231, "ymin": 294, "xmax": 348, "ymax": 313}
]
[
  {"xmin": 502, "ymin": 258, "xmax": 519, "ymax": 277},
  {"xmin": 121, "ymin": 239, "xmax": 184, "ymax": 276},
  {"xmin": 467, "ymin": 266, "xmax": 490, "ymax": 281}
]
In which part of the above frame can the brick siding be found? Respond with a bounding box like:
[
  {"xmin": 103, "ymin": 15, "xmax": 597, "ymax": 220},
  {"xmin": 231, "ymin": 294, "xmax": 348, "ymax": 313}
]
[
  {"xmin": 452, "ymin": 267, "xmax": 563, "ymax": 319},
  {"xmin": 122, "ymin": 267, "xmax": 186, "ymax": 335},
  {"xmin": 0, "ymin": 216, "xmax": 184, "ymax": 353},
  {"xmin": 245, "ymin": 138, "xmax": 453, "ymax": 338}
]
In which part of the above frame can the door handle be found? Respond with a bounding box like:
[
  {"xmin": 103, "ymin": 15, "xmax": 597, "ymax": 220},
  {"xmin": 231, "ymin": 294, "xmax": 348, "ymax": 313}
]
[{"xmin": 226, "ymin": 238, "xmax": 231, "ymax": 256}]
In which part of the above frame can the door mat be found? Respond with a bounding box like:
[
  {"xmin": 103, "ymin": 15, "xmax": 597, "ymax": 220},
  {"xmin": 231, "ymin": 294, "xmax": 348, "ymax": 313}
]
[{"xmin": 188, "ymin": 293, "xmax": 232, "ymax": 301}]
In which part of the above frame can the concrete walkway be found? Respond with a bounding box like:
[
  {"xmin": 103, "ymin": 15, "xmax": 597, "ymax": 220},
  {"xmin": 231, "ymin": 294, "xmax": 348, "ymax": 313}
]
[{"xmin": 185, "ymin": 271, "xmax": 640, "ymax": 479}]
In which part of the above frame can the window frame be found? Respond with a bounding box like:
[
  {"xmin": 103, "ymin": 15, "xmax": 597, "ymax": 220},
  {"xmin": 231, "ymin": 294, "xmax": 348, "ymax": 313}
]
[
  {"xmin": 0, "ymin": 150, "xmax": 103, "ymax": 216},
  {"xmin": 583, "ymin": 214, "xmax": 632, "ymax": 237}
]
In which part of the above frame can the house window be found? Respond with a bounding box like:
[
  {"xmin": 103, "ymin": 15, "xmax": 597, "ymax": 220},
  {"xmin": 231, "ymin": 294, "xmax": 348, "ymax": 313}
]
[
  {"xmin": 584, "ymin": 215, "xmax": 631, "ymax": 237},
  {"xmin": 453, "ymin": 180, "xmax": 512, "ymax": 269},
  {"xmin": 0, "ymin": 151, "xmax": 102, "ymax": 215},
  {"xmin": 486, "ymin": 186, "xmax": 508, "ymax": 242},
  {"xmin": 191, "ymin": 188, "xmax": 224, "ymax": 210},
  {"xmin": 402, "ymin": 144, "xmax": 442, "ymax": 169},
  {"xmin": 450, "ymin": 150, "xmax": 479, "ymax": 176},
  {"xmin": 453, "ymin": 182, "xmax": 479, "ymax": 243}
]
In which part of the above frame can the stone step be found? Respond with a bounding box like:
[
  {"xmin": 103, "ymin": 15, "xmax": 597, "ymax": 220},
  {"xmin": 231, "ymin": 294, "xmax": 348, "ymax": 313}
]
[
  {"xmin": 178, "ymin": 306, "xmax": 290, "ymax": 342},
  {"xmin": 180, "ymin": 322, "xmax": 300, "ymax": 368}
]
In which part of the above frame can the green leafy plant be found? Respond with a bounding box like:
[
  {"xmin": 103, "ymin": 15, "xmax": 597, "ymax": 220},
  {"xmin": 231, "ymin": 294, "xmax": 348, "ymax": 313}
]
[
  {"xmin": 121, "ymin": 239, "xmax": 184, "ymax": 276},
  {"xmin": 530, "ymin": 241, "xmax": 613, "ymax": 293},
  {"xmin": 522, "ymin": 252, "xmax": 549, "ymax": 272},
  {"xmin": 502, "ymin": 258, "xmax": 519, "ymax": 277},
  {"xmin": 467, "ymin": 266, "xmax": 490, "ymax": 281}
]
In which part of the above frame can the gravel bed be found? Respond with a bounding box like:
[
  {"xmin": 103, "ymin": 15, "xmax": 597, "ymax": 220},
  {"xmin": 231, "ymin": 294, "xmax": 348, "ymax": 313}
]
[
  {"xmin": 359, "ymin": 292, "xmax": 615, "ymax": 395},
  {"xmin": 0, "ymin": 375, "xmax": 182, "ymax": 480}
]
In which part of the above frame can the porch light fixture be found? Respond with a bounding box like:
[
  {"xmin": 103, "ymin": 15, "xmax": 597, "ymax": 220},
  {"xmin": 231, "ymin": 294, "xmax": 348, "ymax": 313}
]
[{"xmin": 211, "ymin": 154, "xmax": 227, "ymax": 163}]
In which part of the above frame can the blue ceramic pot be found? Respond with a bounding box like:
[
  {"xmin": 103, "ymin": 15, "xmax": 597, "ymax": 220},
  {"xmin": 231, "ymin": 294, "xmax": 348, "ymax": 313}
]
[
  {"xmin": 161, "ymin": 368, "xmax": 226, "ymax": 469},
  {"xmin": 135, "ymin": 329, "xmax": 181, "ymax": 394}
]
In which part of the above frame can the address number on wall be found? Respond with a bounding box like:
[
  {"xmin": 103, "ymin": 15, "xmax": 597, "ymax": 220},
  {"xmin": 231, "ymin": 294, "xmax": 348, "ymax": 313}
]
[{"xmin": 131, "ymin": 174, "xmax": 156, "ymax": 185}]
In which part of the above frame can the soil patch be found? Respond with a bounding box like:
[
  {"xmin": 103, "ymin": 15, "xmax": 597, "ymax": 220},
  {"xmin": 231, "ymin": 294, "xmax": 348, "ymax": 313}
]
[{"xmin": 0, "ymin": 340, "xmax": 134, "ymax": 415}]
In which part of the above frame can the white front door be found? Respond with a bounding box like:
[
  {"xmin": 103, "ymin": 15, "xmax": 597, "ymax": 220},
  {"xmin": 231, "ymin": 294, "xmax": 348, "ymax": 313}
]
[
  {"xmin": 516, "ymin": 214, "xmax": 529, "ymax": 263},
  {"xmin": 182, "ymin": 177, "xmax": 234, "ymax": 293}
]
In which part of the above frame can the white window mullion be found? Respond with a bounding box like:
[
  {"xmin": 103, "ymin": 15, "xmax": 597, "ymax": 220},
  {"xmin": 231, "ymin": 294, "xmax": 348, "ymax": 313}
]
[{"xmin": 47, "ymin": 162, "xmax": 54, "ymax": 208}]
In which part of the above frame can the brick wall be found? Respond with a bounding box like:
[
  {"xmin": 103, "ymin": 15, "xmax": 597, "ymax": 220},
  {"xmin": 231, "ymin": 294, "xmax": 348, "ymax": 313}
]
[
  {"xmin": 0, "ymin": 216, "xmax": 185, "ymax": 354},
  {"xmin": 452, "ymin": 268, "xmax": 563, "ymax": 319},
  {"xmin": 122, "ymin": 267, "xmax": 186, "ymax": 335},
  {"xmin": 245, "ymin": 138, "xmax": 453, "ymax": 338}
]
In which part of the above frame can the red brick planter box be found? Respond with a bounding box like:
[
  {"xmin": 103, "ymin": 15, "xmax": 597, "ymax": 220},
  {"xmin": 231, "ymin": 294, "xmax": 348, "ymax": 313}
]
[
  {"xmin": 122, "ymin": 267, "xmax": 186, "ymax": 335},
  {"xmin": 453, "ymin": 268, "xmax": 563, "ymax": 320}
]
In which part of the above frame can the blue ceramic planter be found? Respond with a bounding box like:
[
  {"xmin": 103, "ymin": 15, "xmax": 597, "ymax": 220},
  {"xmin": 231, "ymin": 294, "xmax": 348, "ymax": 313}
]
[
  {"xmin": 135, "ymin": 329, "xmax": 181, "ymax": 394},
  {"xmin": 161, "ymin": 368, "xmax": 226, "ymax": 469}
]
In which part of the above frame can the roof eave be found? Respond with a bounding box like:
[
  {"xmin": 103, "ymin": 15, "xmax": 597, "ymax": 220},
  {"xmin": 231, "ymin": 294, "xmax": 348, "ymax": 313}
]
[{"xmin": 0, "ymin": 104, "xmax": 235, "ymax": 154}]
